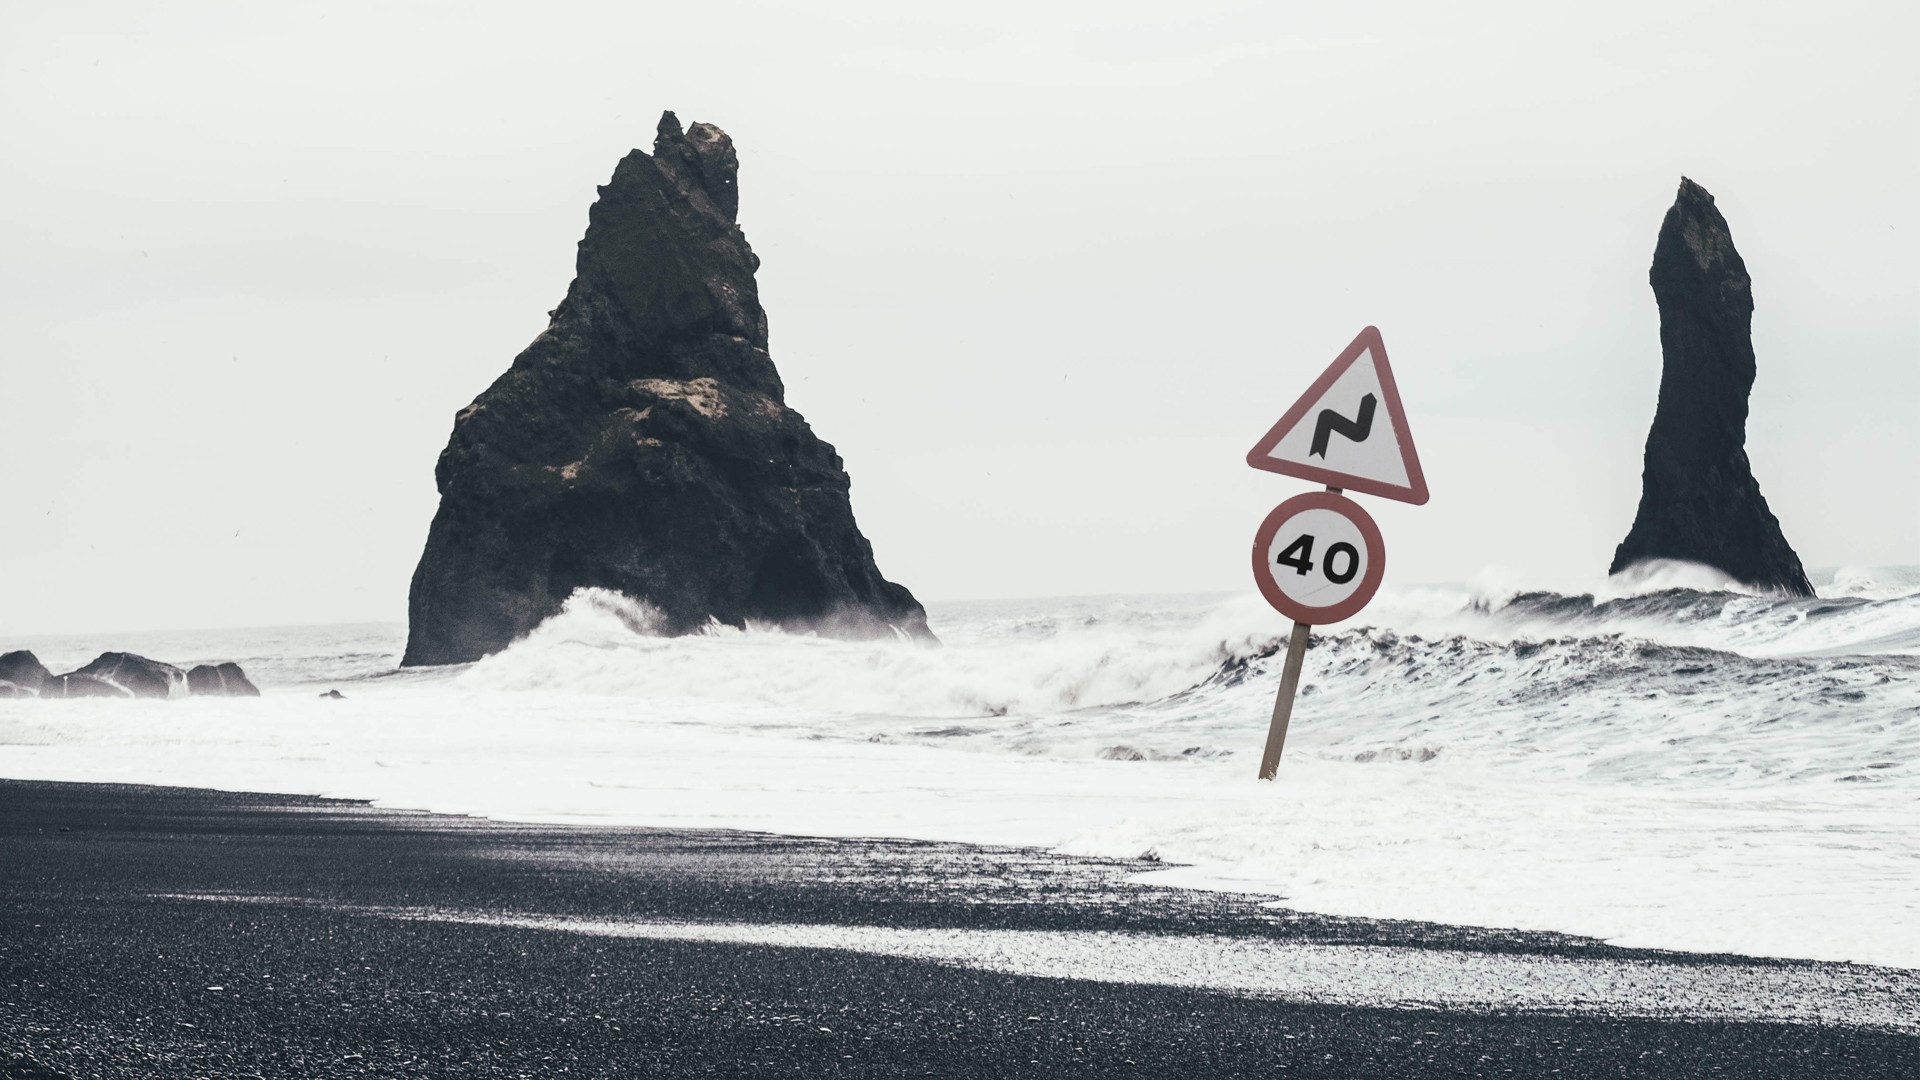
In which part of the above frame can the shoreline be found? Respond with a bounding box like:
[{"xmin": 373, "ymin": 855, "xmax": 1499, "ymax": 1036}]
[
  {"xmin": 3, "ymin": 747, "xmax": 1910, "ymax": 971},
  {"xmin": 3, "ymin": 778, "xmax": 1915, "ymax": 1078},
  {"xmin": 6, "ymin": 583, "xmax": 1916, "ymax": 975}
]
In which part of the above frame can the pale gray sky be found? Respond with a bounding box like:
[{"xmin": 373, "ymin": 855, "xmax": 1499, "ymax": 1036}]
[{"xmin": 2, "ymin": 1, "xmax": 1915, "ymax": 635}]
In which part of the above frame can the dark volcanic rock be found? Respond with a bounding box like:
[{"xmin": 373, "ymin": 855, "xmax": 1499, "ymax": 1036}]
[
  {"xmin": 0, "ymin": 650, "xmax": 51, "ymax": 695},
  {"xmin": 1609, "ymin": 178, "xmax": 1813, "ymax": 596},
  {"xmin": 186, "ymin": 662, "xmax": 261, "ymax": 697},
  {"xmin": 41, "ymin": 673, "xmax": 134, "ymax": 699},
  {"xmin": 402, "ymin": 111, "xmax": 932, "ymax": 666},
  {"xmin": 3, "ymin": 652, "xmax": 256, "ymax": 700},
  {"xmin": 67, "ymin": 652, "xmax": 183, "ymax": 699}
]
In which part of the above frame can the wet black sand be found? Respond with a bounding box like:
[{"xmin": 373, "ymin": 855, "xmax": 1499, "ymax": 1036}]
[{"xmin": 1, "ymin": 779, "xmax": 1912, "ymax": 1078}]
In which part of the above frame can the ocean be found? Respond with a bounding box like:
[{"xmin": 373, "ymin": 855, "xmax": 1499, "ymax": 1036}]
[{"xmin": 3, "ymin": 561, "xmax": 1916, "ymax": 969}]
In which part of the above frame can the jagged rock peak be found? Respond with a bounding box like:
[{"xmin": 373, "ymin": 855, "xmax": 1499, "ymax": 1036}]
[
  {"xmin": 402, "ymin": 113, "xmax": 932, "ymax": 666},
  {"xmin": 1609, "ymin": 177, "xmax": 1813, "ymax": 596},
  {"xmin": 1658, "ymin": 177, "xmax": 1751, "ymax": 326},
  {"xmin": 651, "ymin": 110, "xmax": 741, "ymax": 222}
]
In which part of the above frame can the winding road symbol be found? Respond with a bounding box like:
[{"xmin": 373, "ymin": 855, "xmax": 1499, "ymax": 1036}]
[
  {"xmin": 1244, "ymin": 326, "xmax": 1427, "ymax": 505},
  {"xmin": 1309, "ymin": 393, "xmax": 1377, "ymax": 458}
]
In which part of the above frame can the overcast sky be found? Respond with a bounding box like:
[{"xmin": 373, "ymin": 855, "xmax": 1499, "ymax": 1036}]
[{"xmin": 2, "ymin": 1, "xmax": 1914, "ymax": 635}]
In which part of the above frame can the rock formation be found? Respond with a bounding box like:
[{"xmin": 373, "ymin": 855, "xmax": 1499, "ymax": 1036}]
[
  {"xmin": 0, "ymin": 648, "xmax": 260, "ymax": 699},
  {"xmin": 187, "ymin": 662, "xmax": 261, "ymax": 697},
  {"xmin": 0, "ymin": 651, "xmax": 50, "ymax": 695},
  {"xmin": 1609, "ymin": 178, "xmax": 1814, "ymax": 596},
  {"xmin": 402, "ymin": 112, "xmax": 931, "ymax": 666},
  {"xmin": 68, "ymin": 652, "xmax": 183, "ymax": 699},
  {"xmin": 40, "ymin": 673, "xmax": 131, "ymax": 699}
]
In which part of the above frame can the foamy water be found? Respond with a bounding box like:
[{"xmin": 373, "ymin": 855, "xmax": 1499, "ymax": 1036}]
[{"xmin": 3, "ymin": 564, "xmax": 1916, "ymax": 968}]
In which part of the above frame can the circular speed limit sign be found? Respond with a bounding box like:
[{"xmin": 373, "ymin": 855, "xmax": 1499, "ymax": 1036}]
[{"xmin": 1251, "ymin": 491, "xmax": 1386, "ymax": 624}]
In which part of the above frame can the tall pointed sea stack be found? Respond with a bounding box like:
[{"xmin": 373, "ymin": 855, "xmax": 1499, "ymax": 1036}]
[
  {"xmin": 1609, "ymin": 178, "xmax": 1813, "ymax": 595},
  {"xmin": 402, "ymin": 112, "xmax": 932, "ymax": 666}
]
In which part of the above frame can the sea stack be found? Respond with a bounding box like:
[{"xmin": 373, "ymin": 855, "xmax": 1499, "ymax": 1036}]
[
  {"xmin": 1609, "ymin": 178, "xmax": 1813, "ymax": 596},
  {"xmin": 402, "ymin": 112, "xmax": 932, "ymax": 666}
]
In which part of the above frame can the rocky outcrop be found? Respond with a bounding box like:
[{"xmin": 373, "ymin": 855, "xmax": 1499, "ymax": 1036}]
[
  {"xmin": 1609, "ymin": 178, "xmax": 1814, "ymax": 596},
  {"xmin": 187, "ymin": 662, "xmax": 261, "ymax": 697},
  {"xmin": 68, "ymin": 652, "xmax": 184, "ymax": 699},
  {"xmin": 0, "ymin": 651, "xmax": 50, "ymax": 695},
  {"xmin": 2, "ymin": 649, "xmax": 260, "ymax": 700},
  {"xmin": 402, "ymin": 111, "xmax": 932, "ymax": 666},
  {"xmin": 41, "ymin": 673, "xmax": 133, "ymax": 699}
]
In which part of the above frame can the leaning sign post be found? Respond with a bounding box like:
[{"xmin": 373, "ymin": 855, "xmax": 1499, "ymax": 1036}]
[{"xmin": 1245, "ymin": 326, "xmax": 1428, "ymax": 780}]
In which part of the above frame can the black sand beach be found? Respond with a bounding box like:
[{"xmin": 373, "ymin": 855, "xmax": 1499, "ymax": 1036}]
[{"xmin": 1, "ymin": 779, "xmax": 1912, "ymax": 1078}]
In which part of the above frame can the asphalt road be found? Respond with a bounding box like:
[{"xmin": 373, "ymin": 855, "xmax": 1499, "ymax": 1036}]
[{"xmin": 1, "ymin": 779, "xmax": 1912, "ymax": 1078}]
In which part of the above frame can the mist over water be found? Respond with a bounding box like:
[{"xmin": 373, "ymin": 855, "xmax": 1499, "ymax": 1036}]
[{"xmin": 3, "ymin": 565, "xmax": 1916, "ymax": 968}]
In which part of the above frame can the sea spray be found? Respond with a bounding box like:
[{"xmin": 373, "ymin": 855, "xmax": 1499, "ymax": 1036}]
[{"xmin": 2, "ymin": 571, "xmax": 1916, "ymax": 966}]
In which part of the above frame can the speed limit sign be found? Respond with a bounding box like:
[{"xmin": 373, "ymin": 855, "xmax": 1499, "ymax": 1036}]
[{"xmin": 1251, "ymin": 490, "xmax": 1385, "ymax": 625}]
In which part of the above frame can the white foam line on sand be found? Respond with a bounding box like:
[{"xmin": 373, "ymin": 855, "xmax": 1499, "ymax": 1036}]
[{"xmin": 160, "ymin": 894, "xmax": 1920, "ymax": 1034}]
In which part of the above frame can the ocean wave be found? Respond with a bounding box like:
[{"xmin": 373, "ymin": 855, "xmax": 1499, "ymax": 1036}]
[
  {"xmin": 9, "ymin": 580, "xmax": 1919, "ymax": 969},
  {"xmin": 1243, "ymin": 627, "xmax": 1916, "ymax": 785},
  {"xmin": 446, "ymin": 585, "xmax": 1920, "ymax": 790},
  {"xmin": 1470, "ymin": 585, "xmax": 1920, "ymax": 658},
  {"xmin": 457, "ymin": 587, "xmax": 1264, "ymax": 720}
]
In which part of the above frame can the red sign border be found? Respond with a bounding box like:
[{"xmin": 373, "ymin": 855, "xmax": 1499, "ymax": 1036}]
[
  {"xmin": 1251, "ymin": 491, "xmax": 1387, "ymax": 625},
  {"xmin": 1245, "ymin": 326, "xmax": 1430, "ymax": 505}
]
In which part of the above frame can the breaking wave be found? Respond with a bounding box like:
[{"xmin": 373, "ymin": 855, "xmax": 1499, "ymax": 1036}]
[
  {"xmin": 8, "ymin": 566, "xmax": 1918, "ymax": 968},
  {"xmin": 454, "ymin": 572, "xmax": 1920, "ymax": 792}
]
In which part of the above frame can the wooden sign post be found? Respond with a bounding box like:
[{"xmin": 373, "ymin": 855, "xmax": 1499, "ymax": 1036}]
[{"xmin": 1258, "ymin": 620, "xmax": 1312, "ymax": 780}]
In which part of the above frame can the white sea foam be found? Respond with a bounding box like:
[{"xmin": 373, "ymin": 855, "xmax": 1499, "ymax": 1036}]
[{"xmin": 2, "ymin": 573, "xmax": 1916, "ymax": 969}]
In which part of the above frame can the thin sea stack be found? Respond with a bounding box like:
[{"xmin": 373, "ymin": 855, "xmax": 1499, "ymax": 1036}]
[{"xmin": 1610, "ymin": 178, "xmax": 1813, "ymax": 596}]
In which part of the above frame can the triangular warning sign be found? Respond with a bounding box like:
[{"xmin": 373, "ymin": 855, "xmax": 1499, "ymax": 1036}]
[{"xmin": 1246, "ymin": 326, "xmax": 1428, "ymax": 505}]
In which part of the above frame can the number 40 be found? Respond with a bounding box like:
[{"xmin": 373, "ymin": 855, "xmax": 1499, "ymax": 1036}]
[{"xmin": 1276, "ymin": 534, "xmax": 1359, "ymax": 585}]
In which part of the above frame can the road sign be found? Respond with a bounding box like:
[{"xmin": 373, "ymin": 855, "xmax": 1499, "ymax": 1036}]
[
  {"xmin": 1245, "ymin": 326, "xmax": 1428, "ymax": 505},
  {"xmin": 1244, "ymin": 326, "xmax": 1427, "ymax": 780},
  {"xmin": 1251, "ymin": 491, "xmax": 1385, "ymax": 625}
]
